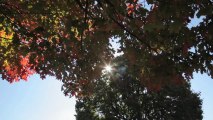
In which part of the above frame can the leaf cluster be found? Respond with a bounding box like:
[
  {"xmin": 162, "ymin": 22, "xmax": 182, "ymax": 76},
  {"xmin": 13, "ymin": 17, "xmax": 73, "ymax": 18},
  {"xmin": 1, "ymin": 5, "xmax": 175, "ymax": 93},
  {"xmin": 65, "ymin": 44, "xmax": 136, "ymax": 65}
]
[{"xmin": 0, "ymin": 0, "xmax": 212, "ymax": 95}]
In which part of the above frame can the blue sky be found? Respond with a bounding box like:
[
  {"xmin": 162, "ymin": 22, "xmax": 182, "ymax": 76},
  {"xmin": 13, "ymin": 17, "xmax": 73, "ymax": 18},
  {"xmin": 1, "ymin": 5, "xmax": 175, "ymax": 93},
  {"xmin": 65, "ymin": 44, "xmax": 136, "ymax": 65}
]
[
  {"xmin": 191, "ymin": 73, "xmax": 213, "ymax": 120},
  {"xmin": 0, "ymin": 75, "xmax": 76, "ymax": 120}
]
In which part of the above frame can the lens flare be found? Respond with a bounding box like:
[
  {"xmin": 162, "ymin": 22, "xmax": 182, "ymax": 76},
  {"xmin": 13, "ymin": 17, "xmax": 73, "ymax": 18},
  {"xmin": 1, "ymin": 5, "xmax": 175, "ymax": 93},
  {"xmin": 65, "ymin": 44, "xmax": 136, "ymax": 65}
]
[{"xmin": 104, "ymin": 65, "xmax": 112, "ymax": 72}]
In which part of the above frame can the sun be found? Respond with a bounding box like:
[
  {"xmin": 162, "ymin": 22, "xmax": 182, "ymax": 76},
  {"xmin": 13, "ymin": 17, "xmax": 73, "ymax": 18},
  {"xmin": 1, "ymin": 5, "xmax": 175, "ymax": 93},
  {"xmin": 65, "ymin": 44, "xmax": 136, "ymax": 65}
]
[{"xmin": 104, "ymin": 65, "xmax": 112, "ymax": 72}]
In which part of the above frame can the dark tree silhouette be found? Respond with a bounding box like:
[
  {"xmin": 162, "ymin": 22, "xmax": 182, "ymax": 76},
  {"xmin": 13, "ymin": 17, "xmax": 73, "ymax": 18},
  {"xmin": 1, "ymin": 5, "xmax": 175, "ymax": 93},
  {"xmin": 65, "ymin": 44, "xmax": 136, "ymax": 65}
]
[{"xmin": 76, "ymin": 57, "xmax": 203, "ymax": 120}]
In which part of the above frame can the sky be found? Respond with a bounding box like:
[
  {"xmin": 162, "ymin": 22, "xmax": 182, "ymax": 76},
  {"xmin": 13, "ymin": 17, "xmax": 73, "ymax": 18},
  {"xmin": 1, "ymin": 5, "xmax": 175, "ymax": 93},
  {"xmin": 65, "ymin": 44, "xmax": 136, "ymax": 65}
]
[
  {"xmin": 191, "ymin": 73, "xmax": 213, "ymax": 120},
  {"xmin": 0, "ymin": 75, "xmax": 76, "ymax": 120}
]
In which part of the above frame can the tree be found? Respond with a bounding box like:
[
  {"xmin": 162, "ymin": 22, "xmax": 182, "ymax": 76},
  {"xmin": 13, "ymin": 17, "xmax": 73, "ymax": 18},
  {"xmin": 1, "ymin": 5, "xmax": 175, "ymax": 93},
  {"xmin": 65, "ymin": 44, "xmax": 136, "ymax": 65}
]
[
  {"xmin": 75, "ymin": 56, "xmax": 203, "ymax": 120},
  {"xmin": 0, "ymin": 0, "xmax": 212, "ymax": 96}
]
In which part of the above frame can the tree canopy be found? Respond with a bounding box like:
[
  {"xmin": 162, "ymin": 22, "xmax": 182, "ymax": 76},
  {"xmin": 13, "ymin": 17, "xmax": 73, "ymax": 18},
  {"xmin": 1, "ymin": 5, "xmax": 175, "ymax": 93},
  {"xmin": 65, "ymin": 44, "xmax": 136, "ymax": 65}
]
[
  {"xmin": 0, "ymin": 0, "xmax": 213, "ymax": 96},
  {"xmin": 75, "ymin": 56, "xmax": 203, "ymax": 120}
]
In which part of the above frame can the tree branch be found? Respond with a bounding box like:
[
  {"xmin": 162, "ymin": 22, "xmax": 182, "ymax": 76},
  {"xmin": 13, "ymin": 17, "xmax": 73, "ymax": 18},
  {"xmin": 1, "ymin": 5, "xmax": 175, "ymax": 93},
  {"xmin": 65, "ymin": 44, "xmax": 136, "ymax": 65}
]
[{"xmin": 98, "ymin": 0, "xmax": 159, "ymax": 54}]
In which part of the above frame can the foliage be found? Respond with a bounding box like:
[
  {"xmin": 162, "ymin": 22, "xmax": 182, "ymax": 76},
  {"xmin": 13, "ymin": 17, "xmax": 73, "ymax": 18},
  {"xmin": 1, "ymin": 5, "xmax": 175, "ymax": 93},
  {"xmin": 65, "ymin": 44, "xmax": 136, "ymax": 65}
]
[
  {"xmin": 0, "ymin": 0, "xmax": 212, "ymax": 96},
  {"xmin": 75, "ymin": 57, "xmax": 203, "ymax": 120}
]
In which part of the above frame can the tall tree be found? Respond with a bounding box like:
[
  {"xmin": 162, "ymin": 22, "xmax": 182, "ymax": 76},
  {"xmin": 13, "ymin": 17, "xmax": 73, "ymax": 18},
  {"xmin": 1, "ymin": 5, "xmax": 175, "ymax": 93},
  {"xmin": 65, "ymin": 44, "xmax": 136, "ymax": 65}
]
[
  {"xmin": 0, "ymin": 0, "xmax": 212, "ymax": 96},
  {"xmin": 75, "ymin": 56, "xmax": 203, "ymax": 120}
]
